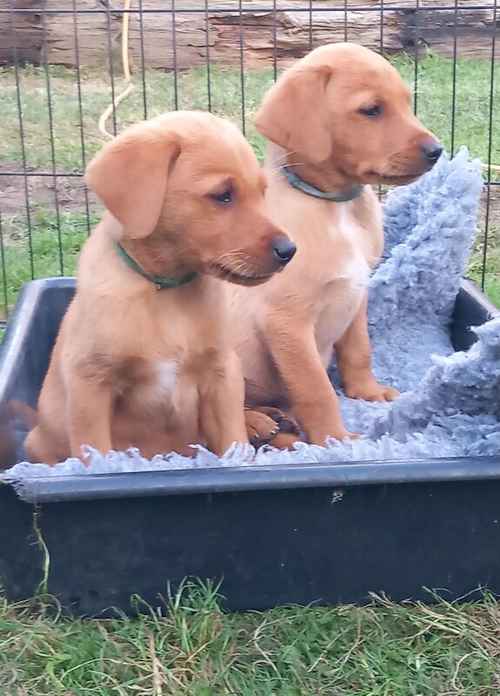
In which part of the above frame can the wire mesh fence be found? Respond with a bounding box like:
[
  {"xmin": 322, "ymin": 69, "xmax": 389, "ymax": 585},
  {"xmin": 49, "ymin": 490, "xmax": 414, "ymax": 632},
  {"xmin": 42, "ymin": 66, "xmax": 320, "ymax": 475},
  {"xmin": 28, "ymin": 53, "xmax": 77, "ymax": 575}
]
[{"xmin": 0, "ymin": 0, "xmax": 498, "ymax": 328}]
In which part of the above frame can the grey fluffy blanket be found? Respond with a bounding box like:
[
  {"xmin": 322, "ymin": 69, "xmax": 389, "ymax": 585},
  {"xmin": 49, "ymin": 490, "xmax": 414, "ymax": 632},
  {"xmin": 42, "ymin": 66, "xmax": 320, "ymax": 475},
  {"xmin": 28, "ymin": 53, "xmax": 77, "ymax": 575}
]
[{"xmin": 3, "ymin": 148, "xmax": 499, "ymax": 479}]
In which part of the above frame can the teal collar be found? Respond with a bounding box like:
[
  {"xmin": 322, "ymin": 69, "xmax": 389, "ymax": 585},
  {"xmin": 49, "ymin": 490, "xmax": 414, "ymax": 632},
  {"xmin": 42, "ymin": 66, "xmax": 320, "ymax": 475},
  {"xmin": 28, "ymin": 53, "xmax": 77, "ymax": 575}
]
[
  {"xmin": 115, "ymin": 243, "xmax": 198, "ymax": 290},
  {"xmin": 282, "ymin": 167, "xmax": 363, "ymax": 202}
]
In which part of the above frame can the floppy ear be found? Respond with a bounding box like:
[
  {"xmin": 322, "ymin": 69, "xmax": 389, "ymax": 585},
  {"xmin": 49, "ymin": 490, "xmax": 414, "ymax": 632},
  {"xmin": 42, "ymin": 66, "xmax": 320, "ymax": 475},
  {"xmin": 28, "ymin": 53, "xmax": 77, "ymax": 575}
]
[
  {"xmin": 255, "ymin": 65, "xmax": 332, "ymax": 164},
  {"xmin": 85, "ymin": 125, "xmax": 181, "ymax": 239}
]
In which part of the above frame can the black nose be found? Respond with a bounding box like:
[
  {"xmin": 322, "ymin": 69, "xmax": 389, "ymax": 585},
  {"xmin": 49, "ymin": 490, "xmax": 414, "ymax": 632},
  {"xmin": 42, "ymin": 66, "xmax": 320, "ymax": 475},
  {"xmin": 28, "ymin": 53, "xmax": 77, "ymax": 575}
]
[
  {"xmin": 271, "ymin": 235, "xmax": 297, "ymax": 264},
  {"xmin": 421, "ymin": 140, "xmax": 443, "ymax": 163}
]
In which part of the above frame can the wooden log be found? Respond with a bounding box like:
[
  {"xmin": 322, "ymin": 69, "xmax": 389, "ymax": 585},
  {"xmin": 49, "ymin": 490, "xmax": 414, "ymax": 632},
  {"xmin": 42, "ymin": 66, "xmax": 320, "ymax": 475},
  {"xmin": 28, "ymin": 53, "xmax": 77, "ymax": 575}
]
[
  {"xmin": 0, "ymin": 0, "xmax": 46, "ymax": 65},
  {"xmin": 45, "ymin": 1, "xmax": 118, "ymax": 71},
  {"xmin": 0, "ymin": 0, "xmax": 497, "ymax": 69}
]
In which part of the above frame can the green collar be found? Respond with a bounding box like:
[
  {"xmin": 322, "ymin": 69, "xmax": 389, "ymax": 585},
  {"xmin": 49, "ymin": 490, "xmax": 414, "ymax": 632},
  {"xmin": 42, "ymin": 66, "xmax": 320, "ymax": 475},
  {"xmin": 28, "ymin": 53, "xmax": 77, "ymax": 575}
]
[
  {"xmin": 115, "ymin": 243, "xmax": 198, "ymax": 290},
  {"xmin": 282, "ymin": 167, "xmax": 363, "ymax": 202}
]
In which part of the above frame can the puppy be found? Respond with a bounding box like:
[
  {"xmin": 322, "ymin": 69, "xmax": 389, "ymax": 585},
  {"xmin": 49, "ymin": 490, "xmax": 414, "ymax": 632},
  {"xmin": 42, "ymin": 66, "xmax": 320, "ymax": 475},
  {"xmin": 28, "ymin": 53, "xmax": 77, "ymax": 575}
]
[
  {"xmin": 231, "ymin": 43, "xmax": 443, "ymax": 447},
  {"xmin": 25, "ymin": 111, "xmax": 295, "ymax": 464}
]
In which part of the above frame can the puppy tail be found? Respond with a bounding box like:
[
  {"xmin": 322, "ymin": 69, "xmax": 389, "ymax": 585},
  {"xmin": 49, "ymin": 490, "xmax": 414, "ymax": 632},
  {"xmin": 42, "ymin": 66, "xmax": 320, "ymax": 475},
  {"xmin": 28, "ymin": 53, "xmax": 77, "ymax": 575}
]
[
  {"xmin": 0, "ymin": 400, "xmax": 38, "ymax": 470},
  {"xmin": 7, "ymin": 400, "xmax": 38, "ymax": 429}
]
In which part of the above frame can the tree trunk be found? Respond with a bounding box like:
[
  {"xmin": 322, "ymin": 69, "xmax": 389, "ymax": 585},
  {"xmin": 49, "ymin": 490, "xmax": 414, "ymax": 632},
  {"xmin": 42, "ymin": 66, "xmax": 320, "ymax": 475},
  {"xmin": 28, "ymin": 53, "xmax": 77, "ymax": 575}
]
[
  {"xmin": 0, "ymin": 0, "xmax": 46, "ymax": 65},
  {"xmin": 1, "ymin": 0, "xmax": 497, "ymax": 70}
]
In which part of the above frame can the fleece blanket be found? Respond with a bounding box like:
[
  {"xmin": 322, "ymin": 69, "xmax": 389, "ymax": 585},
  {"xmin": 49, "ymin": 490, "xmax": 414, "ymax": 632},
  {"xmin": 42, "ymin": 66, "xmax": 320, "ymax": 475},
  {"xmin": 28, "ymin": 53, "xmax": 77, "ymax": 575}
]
[{"xmin": 3, "ymin": 148, "xmax": 500, "ymax": 479}]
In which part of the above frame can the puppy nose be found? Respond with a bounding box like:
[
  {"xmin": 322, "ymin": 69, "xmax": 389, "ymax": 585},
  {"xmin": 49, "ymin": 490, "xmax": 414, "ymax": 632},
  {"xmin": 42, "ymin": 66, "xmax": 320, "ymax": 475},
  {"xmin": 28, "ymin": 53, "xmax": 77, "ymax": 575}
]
[
  {"xmin": 421, "ymin": 139, "xmax": 443, "ymax": 163},
  {"xmin": 271, "ymin": 235, "xmax": 297, "ymax": 264}
]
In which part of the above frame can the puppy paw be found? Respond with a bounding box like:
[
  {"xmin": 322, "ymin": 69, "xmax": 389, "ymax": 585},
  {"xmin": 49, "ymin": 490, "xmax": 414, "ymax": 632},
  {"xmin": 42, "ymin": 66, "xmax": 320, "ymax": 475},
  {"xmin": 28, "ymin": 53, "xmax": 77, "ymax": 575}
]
[
  {"xmin": 268, "ymin": 432, "xmax": 301, "ymax": 450},
  {"xmin": 251, "ymin": 406, "xmax": 301, "ymax": 435},
  {"xmin": 345, "ymin": 380, "xmax": 399, "ymax": 402},
  {"xmin": 245, "ymin": 409, "xmax": 280, "ymax": 448}
]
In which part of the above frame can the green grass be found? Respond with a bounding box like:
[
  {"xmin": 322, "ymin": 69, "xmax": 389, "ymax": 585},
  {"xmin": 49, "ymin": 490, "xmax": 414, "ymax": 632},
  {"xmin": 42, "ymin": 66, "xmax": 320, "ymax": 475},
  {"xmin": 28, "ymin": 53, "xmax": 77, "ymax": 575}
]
[
  {"xmin": 468, "ymin": 225, "xmax": 500, "ymax": 307},
  {"xmin": 1, "ymin": 54, "xmax": 499, "ymax": 172},
  {"xmin": 0, "ymin": 57, "xmax": 499, "ymax": 692},
  {"xmin": 1, "ymin": 583, "xmax": 500, "ymax": 695},
  {"xmin": 0, "ymin": 209, "xmax": 98, "ymax": 315},
  {"xmin": 0, "ymin": 63, "xmax": 273, "ymax": 170},
  {"xmin": 0, "ymin": 53, "xmax": 498, "ymax": 313},
  {"xmin": 395, "ymin": 54, "xmax": 500, "ymax": 174},
  {"xmin": 1, "ymin": 54, "xmax": 499, "ymax": 310}
]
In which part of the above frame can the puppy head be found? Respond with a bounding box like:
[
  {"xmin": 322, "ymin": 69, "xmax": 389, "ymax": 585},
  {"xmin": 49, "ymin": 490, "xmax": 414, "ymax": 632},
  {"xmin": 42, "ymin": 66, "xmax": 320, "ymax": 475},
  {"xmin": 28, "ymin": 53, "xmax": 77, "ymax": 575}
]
[
  {"xmin": 255, "ymin": 43, "xmax": 442, "ymax": 185},
  {"xmin": 85, "ymin": 112, "xmax": 295, "ymax": 286}
]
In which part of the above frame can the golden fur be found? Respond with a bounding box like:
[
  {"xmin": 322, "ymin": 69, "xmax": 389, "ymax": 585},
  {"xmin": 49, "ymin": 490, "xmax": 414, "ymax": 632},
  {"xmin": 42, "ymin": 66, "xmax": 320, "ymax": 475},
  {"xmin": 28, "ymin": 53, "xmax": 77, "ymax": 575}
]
[
  {"xmin": 230, "ymin": 43, "xmax": 442, "ymax": 447},
  {"xmin": 25, "ymin": 111, "xmax": 293, "ymax": 463}
]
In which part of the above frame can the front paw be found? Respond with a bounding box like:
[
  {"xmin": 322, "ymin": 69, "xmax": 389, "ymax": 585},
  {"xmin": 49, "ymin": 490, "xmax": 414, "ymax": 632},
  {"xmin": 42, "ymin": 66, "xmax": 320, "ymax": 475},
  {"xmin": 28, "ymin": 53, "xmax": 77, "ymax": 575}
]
[{"xmin": 345, "ymin": 380, "xmax": 399, "ymax": 402}]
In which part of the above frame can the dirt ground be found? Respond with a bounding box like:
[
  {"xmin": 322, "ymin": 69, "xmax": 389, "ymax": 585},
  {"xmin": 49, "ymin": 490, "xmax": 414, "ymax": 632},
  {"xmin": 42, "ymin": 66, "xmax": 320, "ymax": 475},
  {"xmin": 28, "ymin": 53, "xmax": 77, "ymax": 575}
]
[
  {"xmin": 0, "ymin": 163, "xmax": 100, "ymax": 220},
  {"xmin": 0, "ymin": 163, "xmax": 500, "ymax": 250},
  {"xmin": 1, "ymin": 162, "xmax": 499, "ymax": 232}
]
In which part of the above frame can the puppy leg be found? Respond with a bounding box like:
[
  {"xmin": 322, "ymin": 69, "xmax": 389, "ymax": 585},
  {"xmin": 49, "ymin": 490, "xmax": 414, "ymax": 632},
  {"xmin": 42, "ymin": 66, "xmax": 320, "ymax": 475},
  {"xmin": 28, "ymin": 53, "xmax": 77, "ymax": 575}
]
[
  {"xmin": 264, "ymin": 319, "xmax": 355, "ymax": 445},
  {"xmin": 335, "ymin": 294, "xmax": 399, "ymax": 402},
  {"xmin": 200, "ymin": 351, "xmax": 248, "ymax": 456},
  {"xmin": 66, "ymin": 373, "xmax": 113, "ymax": 459},
  {"xmin": 7, "ymin": 400, "xmax": 38, "ymax": 429},
  {"xmin": 25, "ymin": 425, "xmax": 63, "ymax": 466}
]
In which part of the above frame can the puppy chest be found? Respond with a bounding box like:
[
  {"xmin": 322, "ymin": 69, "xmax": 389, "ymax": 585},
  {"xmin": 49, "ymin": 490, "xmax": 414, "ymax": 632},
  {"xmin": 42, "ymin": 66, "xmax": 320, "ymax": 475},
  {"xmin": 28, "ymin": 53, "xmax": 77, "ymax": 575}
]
[
  {"xmin": 338, "ymin": 253, "xmax": 371, "ymax": 291},
  {"xmin": 113, "ymin": 357, "xmax": 178, "ymax": 407},
  {"xmin": 314, "ymin": 230, "xmax": 371, "ymax": 363},
  {"xmin": 113, "ymin": 345, "xmax": 222, "ymax": 410},
  {"xmin": 314, "ymin": 295, "xmax": 360, "ymax": 366},
  {"xmin": 333, "ymin": 205, "xmax": 374, "ymax": 274},
  {"xmin": 155, "ymin": 360, "xmax": 178, "ymax": 397}
]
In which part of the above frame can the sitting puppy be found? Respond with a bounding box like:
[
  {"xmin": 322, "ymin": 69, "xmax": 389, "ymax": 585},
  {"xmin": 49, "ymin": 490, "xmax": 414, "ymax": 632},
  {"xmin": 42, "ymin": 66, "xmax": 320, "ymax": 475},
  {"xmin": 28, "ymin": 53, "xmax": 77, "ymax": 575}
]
[
  {"xmin": 231, "ymin": 43, "xmax": 443, "ymax": 447},
  {"xmin": 25, "ymin": 112, "xmax": 295, "ymax": 464}
]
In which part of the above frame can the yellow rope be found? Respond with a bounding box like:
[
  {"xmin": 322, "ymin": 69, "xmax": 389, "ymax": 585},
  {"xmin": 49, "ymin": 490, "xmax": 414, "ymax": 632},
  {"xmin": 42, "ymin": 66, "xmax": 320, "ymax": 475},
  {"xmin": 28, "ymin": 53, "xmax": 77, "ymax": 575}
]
[{"xmin": 98, "ymin": 0, "xmax": 134, "ymax": 139}]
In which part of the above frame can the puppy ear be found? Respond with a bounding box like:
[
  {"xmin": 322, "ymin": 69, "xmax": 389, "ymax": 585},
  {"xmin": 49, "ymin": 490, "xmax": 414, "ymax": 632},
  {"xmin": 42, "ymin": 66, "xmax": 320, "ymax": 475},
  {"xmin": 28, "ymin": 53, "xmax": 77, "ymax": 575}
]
[
  {"xmin": 85, "ymin": 124, "xmax": 181, "ymax": 239},
  {"xmin": 255, "ymin": 65, "xmax": 332, "ymax": 164}
]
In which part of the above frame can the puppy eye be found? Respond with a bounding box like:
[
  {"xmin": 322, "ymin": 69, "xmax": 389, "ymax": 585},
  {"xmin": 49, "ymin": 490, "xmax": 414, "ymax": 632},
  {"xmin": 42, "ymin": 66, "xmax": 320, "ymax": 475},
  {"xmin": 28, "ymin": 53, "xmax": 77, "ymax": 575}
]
[
  {"xmin": 211, "ymin": 189, "xmax": 233, "ymax": 205},
  {"xmin": 359, "ymin": 104, "xmax": 382, "ymax": 118}
]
